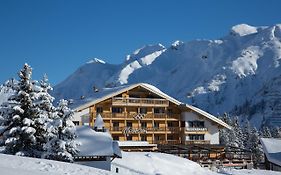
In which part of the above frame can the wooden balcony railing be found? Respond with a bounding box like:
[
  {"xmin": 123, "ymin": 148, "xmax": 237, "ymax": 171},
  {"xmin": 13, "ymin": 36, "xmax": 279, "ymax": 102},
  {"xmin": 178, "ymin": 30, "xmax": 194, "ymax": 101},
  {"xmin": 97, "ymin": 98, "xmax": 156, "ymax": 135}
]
[
  {"xmin": 112, "ymin": 97, "xmax": 169, "ymax": 107},
  {"xmin": 185, "ymin": 140, "xmax": 210, "ymax": 145},
  {"xmin": 108, "ymin": 127, "xmax": 180, "ymax": 133},
  {"xmin": 98, "ymin": 112, "xmax": 180, "ymax": 120}
]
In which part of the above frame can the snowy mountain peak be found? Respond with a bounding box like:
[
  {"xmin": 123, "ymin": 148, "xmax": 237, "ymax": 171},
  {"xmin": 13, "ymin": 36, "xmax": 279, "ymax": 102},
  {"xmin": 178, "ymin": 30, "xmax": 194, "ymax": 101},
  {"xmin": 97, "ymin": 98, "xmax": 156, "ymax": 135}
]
[
  {"xmin": 126, "ymin": 44, "xmax": 165, "ymax": 62},
  {"xmin": 230, "ymin": 24, "xmax": 258, "ymax": 36},
  {"xmin": 53, "ymin": 23, "xmax": 281, "ymax": 129},
  {"xmin": 87, "ymin": 58, "xmax": 106, "ymax": 64}
]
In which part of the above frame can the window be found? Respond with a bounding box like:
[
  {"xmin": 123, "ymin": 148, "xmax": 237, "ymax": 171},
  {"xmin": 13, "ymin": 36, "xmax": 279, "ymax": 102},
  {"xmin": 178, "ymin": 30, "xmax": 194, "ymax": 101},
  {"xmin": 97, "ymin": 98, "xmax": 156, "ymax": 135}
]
[
  {"xmin": 180, "ymin": 121, "xmax": 185, "ymax": 127},
  {"xmin": 141, "ymin": 135, "xmax": 147, "ymax": 141},
  {"xmin": 73, "ymin": 121, "xmax": 79, "ymax": 126},
  {"xmin": 188, "ymin": 121, "xmax": 205, "ymax": 128},
  {"xmin": 141, "ymin": 122, "xmax": 147, "ymax": 128},
  {"xmin": 127, "ymin": 121, "xmax": 132, "ymax": 128},
  {"xmin": 113, "ymin": 136, "xmax": 119, "ymax": 140},
  {"xmin": 154, "ymin": 108, "xmax": 165, "ymax": 114},
  {"xmin": 126, "ymin": 135, "xmax": 132, "ymax": 141},
  {"xmin": 154, "ymin": 135, "xmax": 160, "ymax": 141},
  {"xmin": 167, "ymin": 135, "xmax": 173, "ymax": 140},
  {"xmin": 140, "ymin": 107, "xmax": 147, "ymax": 114},
  {"xmin": 189, "ymin": 134, "xmax": 205, "ymax": 140},
  {"xmin": 167, "ymin": 121, "xmax": 173, "ymax": 127},
  {"xmin": 153, "ymin": 122, "xmax": 159, "ymax": 128},
  {"xmin": 167, "ymin": 108, "xmax": 173, "ymax": 115},
  {"xmin": 113, "ymin": 122, "xmax": 119, "ymax": 127},
  {"xmin": 96, "ymin": 107, "xmax": 103, "ymax": 113},
  {"xmin": 112, "ymin": 107, "xmax": 123, "ymax": 113}
]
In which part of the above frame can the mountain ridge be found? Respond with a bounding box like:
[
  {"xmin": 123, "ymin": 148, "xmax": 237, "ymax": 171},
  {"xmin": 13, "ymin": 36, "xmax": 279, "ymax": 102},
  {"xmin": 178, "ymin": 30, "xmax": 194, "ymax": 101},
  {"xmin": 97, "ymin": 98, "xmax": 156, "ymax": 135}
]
[{"xmin": 53, "ymin": 23, "xmax": 281, "ymax": 128}]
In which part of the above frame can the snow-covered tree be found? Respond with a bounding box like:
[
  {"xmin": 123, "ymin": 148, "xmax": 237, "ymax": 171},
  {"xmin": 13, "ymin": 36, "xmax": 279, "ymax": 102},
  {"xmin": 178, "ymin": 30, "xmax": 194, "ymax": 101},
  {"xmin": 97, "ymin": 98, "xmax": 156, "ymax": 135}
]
[
  {"xmin": 32, "ymin": 74, "xmax": 57, "ymax": 155},
  {"xmin": 248, "ymin": 127, "xmax": 264, "ymax": 167},
  {"xmin": 261, "ymin": 126, "xmax": 272, "ymax": 138},
  {"xmin": 0, "ymin": 64, "xmax": 39, "ymax": 156},
  {"xmin": 43, "ymin": 99, "xmax": 79, "ymax": 162},
  {"xmin": 271, "ymin": 126, "xmax": 281, "ymax": 138},
  {"xmin": 242, "ymin": 119, "xmax": 252, "ymax": 149}
]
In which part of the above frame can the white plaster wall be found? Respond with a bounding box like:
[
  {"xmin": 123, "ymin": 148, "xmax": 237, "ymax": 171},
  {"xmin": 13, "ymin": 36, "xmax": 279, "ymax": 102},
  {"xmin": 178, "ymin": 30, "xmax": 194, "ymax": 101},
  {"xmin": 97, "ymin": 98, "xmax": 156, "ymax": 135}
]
[
  {"xmin": 181, "ymin": 112, "xmax": 219, "ymax": 144},
  {"xmin": 73, "ymin": 108, "xmax": 90, "ymax": 125}
]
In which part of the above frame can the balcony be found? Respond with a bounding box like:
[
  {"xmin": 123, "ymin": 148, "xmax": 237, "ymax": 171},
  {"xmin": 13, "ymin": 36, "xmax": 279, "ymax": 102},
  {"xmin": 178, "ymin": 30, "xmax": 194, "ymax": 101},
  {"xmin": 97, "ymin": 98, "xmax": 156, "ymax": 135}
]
[
  {"xmin": 112, "ymin": 97, "xmax": 169, "ymax": 107},
  {"xmin": 99, "ymin": 112, "xmax": 180, "ymax": 120},
  {"xmin": 185, "ymin": 140, "xmax": 210, "ymax": 145}
]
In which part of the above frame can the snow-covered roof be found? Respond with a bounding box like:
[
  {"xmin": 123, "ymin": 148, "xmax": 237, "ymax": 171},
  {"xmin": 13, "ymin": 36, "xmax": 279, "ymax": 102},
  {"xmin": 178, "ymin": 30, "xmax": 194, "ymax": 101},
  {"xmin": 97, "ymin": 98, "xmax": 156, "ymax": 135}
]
[
  {"xmin": 183, "ymin": 104, "xmax": 231, "ymax": 129},
  {"xmin": 260, "ymin": 138, "xmax": 281, "ymax": 166},
  {"xmin": 74, "ymin": 83, "xmax": 182, "ymax": 111},
  {"xmin": 118, "ymin": 141, "xmax": 157, "ymax": 147},
  {"xmin": 93, "ymin": 114, "xmax": 105, "ymax": 130},
  {"xmin": 75, "ymin": 126, "xmax": 121, "ymax": 158}
]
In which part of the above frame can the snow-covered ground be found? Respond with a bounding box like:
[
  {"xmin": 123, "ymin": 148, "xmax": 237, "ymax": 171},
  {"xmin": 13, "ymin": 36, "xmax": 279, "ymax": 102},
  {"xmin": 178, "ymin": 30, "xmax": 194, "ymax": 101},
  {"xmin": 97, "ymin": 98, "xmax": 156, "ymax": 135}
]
[
  {"xmin": 112, "ymin": 151, "xmax": 216, "ymax": 175},
  {"xmin": 0, "ymin": 153, "xmax": 109, "ymax": 175},
  {"xmin": 1, "ymin": 152, "xmax": 281, "ymax": 175}
]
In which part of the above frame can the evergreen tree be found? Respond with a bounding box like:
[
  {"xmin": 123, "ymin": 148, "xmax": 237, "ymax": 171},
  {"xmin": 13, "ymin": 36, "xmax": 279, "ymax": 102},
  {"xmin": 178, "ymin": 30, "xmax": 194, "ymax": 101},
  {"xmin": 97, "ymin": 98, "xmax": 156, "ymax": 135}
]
[
  {"xmin": 43, "ymin": 99, "xmax": 79, "ymax": 162},
  {"xmin": 0, "ymin": 64, "xmax": 40, "ymax": 156},
  {"xmin": 242, "ymin": 119, "xmax": 252, "ymax": 149},
  {"xmin": 32, "ymin": 74, "xmax": 56, "ymax": 155},
  {"xmin": 261, "ymin": 126, "xmax": 272, "ymax": 138},
  {"xmin": 271, "ymin": 126, "xmax": 281, "ymax": 138},
  {"xmin": 248, "ymin": 127, "xmax": 264, "ymax": 167}
]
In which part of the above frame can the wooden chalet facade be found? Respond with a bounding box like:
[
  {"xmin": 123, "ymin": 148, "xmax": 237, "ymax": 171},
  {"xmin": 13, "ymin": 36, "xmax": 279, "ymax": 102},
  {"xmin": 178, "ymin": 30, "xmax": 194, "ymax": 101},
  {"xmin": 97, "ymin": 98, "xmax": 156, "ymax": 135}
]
[{"xmin": 73, "ymin": 83, "xmax": 230, "ymax": 146}]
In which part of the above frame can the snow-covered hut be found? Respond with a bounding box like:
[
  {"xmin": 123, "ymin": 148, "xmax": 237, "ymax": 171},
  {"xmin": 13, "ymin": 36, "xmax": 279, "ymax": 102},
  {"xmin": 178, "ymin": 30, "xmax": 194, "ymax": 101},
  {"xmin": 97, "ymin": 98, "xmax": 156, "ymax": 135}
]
[
  {"xmin": 260, "ymin": 138, "xmax": 281, "ymax": 171},
  {"xmin": 74, "ymin": 126, "xmax": 122, "ymax": 171}
]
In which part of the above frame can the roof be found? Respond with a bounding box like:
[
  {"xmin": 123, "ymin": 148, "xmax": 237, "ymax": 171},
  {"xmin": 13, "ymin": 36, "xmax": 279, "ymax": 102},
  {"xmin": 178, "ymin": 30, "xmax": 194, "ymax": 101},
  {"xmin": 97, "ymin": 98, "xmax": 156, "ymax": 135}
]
[
  {"xmin": 183, "ymin": 104, "xmax": 231, "ymax": 129},
  {"xmin": 73, "ymin": 83, "xmax": 230, "ymax": 129},
  {"xmin": 260, "ymin": 138, "xmax": 281, "ymax": 166},
  {"xmin": 74, "ymin": 83, "xmax": 182, "ymax": 111},
  {"xmin": 75, "ymin": 126, "xmax": 122, "ymax": 158}
]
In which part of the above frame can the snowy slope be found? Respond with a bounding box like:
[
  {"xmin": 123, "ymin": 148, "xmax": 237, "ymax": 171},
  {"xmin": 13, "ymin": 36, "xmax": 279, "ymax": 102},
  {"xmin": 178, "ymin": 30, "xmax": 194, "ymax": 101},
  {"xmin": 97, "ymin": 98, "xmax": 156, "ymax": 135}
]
[
  {"xmin": 53, "ymin": 24, "xmax": 281, "ymax": 128},
  {"xmin": 112, "ymin": 151, "xmax": 216, "ymax": 175},
  {"xmin": 0, "ymin": 153, "xmax": 109, "ymax": 175},
  {"xmin": 0, "ymin": 152, "xmax": 280, "ymax": 175}
]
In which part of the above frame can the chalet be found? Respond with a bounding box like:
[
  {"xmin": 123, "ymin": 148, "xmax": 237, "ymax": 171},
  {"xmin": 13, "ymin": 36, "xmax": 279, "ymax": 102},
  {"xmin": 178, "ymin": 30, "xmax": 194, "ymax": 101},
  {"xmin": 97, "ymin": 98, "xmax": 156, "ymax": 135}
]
[
  {"xmin": 260, "ymin": 138, "xmax": 281, "ymax": 171},
  {"xmin": 72, "ymin": 83, "xmax": 230, "ymax": 147}
]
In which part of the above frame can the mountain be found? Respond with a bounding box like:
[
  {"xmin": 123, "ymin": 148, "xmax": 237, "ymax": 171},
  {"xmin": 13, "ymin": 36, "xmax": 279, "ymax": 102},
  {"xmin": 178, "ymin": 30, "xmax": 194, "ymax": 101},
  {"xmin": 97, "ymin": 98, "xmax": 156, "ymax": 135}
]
[{"xmin": 53, "ymin": 24, "xmax": 281, "ymax": 128}]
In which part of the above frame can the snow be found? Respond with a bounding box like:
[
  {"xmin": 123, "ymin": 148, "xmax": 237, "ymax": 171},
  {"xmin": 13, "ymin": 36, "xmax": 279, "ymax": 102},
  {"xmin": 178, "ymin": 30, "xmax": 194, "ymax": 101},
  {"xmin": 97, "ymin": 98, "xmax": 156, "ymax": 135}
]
[
  {"xmin": 260, "ymin": 138, "xmax": 281, "ymax": 166},
  {"xmin": 118, "ymin": 141, "xmax": 157, "ymax": 147},
  {"xmin": 231, "ymin": 24, "xmax": 258, "ymax": 36},
  {"xmin": 53, "ymin": 23, "xmax": 281, "ymax": 129},
  {"xmin": 0, "ymin": 151, "xmax": 279, "ymax": 175},
  {"xmin": 0, "ymin": 153, "xmax": 109, "ymax": 175},
  {"xmin": 231, "ymin": 46, "xmax": 263, "ymax": 78},
  {"xmin": 75, "ymin": 126, "xmax": 121, "ymax": 157},
  {"xmin": 94, "ymin": 113, "xmax": 105, "ymax": 130},
  {"xmin": 87, "ymin": 58, "xmax": 106, "ymax": 64}
]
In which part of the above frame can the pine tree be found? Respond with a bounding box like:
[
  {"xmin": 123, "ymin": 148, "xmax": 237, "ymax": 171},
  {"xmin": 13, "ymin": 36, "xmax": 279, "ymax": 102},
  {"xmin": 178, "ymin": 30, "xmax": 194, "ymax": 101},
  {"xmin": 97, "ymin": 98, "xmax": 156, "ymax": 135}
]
[
  {"xmin": 242, "ymin": 119, "xmax": 252, "ymax": 149},
  {"xmin": 32, "ymin": 74, "xmax": 57, "ymax": 156},
  {"xmin": 0, "ymin": 64, "xmax": 39, "ymax": 156},
  {"xmin": 261, "ymin": 126, "xmax": 272, "ymax": 138},
  {"xmin": 248, "ymin": 127, "xmax": 264, "ymax": 167},
  {"xmin": 43, "ymin": 99, "xmax": 79, "ymax": 162},
  {"xmin": 271, "ymin": 126, "xmax": 281, "ymax": 138}
]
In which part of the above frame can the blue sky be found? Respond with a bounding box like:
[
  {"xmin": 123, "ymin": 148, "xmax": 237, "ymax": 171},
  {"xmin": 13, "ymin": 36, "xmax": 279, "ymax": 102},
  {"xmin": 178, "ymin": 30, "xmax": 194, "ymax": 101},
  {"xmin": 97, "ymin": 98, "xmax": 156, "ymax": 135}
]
[{"xmin": 0, "ymin": 0, "xmax": 280, "ymax": 85}]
